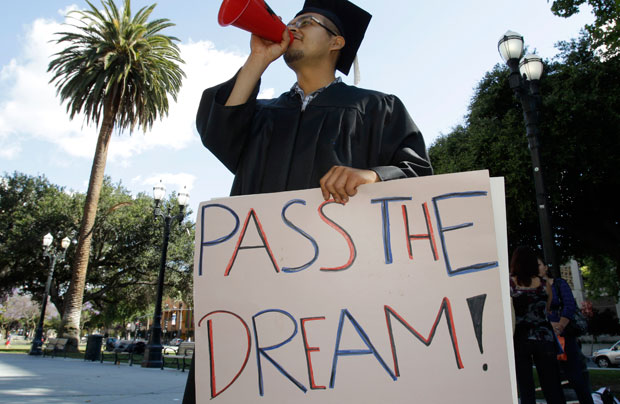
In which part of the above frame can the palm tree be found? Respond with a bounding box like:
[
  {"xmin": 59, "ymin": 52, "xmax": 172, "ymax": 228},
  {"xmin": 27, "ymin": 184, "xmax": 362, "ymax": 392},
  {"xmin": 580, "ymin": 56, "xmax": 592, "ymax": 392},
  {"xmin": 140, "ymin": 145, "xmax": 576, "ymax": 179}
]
[{"xmin": 48, "ymin": 0, "xmax": 185, "ymax": 350}]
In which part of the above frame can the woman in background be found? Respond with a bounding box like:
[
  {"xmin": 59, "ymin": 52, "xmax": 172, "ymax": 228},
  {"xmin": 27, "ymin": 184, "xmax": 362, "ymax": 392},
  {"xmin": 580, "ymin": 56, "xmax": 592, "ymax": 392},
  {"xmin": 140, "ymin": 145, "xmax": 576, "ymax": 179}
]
[
  {"xmin": 539, "ymin": 256, "xmax": 594, "ymax": 404},
  {"xmin": 511, "ymin": 246, "xmax": 566, "ymax": 404}
]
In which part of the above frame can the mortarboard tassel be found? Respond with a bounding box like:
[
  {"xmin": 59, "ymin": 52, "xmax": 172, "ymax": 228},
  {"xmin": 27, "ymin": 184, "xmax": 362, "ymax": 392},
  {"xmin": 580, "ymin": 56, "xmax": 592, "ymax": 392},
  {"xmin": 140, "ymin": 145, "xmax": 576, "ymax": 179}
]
[{"xmin": 353, "ymin": 55, "xmax": 360, "ymax": 85}]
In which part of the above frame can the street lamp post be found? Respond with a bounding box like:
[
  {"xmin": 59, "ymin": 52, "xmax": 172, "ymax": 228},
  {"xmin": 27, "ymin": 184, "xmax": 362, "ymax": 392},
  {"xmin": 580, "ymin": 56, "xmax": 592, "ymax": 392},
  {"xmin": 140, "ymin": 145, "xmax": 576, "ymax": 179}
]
[
  {"xmin": 142, "ymin": 181, "xmax": 190, "ymax": 368},
  {"xmin": 498, "ymin": 30, "xmax": 559, "ymax": 277},
  {"xmin": 29, "ymin": 233, "xmax": 71, "ymax": 355}
]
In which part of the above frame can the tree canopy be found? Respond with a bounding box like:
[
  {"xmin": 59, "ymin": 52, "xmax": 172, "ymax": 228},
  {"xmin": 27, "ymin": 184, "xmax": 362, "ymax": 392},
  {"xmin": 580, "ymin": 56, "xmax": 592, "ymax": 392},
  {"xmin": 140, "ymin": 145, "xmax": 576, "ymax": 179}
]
[
  {"xmin": 428, "ymin": 34, "xmax": 620, "ymax": 294},
  {"xmin": 0, "ymin": 172, "xmax": 194, "ymax": 331},
  {"xmin": 549, "ymin": 0, "xmax": 620, "ymax": 59}
]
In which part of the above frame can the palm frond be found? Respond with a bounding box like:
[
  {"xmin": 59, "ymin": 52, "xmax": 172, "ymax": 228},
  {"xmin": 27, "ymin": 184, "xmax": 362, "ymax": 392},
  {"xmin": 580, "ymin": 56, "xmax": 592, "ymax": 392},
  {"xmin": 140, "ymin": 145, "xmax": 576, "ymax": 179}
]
[{"xmin": 48, "ymin": 0, "xmax": 185, "ymax": 132}]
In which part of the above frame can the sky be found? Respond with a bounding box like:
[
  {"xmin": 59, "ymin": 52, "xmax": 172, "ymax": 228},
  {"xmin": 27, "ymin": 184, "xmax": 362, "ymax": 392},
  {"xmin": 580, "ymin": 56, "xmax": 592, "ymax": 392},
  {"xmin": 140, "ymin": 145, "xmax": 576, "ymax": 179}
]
[{"xmin": 0, "ymin": 0, "xmax": 593, "ymax": 217}]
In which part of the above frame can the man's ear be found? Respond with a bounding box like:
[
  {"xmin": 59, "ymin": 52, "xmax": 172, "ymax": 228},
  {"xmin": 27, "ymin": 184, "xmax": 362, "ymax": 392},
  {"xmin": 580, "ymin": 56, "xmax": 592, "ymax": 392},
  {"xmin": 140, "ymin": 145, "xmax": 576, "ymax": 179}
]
[{"xmin": 330, "ymin": 36, "xmax": 345, "ymax": 51}]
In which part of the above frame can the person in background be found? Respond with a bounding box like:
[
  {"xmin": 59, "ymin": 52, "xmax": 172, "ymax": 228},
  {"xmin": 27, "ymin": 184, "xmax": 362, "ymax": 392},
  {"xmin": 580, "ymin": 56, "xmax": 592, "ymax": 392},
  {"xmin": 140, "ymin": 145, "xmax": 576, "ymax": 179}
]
[
  {"xmin": 539, "ymin": 255, "xmax": 595, "ymax": 404},
  {"xmin": 511, "ymin": 245, "xmax": 566, "ymax": 404}
]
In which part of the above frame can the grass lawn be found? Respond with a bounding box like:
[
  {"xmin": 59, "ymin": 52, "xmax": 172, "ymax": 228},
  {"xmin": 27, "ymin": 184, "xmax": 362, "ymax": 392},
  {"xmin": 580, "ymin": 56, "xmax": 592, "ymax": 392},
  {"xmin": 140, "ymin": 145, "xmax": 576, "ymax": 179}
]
[
  {"xmin": 588, "ymin": 369, "xmax": 620, "ymax": 391},
  {"xmin": 533, "ymin": 368, "xmax": 620, "ymax": 399}
]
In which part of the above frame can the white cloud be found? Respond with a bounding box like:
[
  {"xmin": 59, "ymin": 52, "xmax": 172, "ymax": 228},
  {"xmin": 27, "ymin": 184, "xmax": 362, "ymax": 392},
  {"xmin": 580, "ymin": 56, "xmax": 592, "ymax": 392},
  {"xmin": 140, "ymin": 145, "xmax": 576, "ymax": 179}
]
[
  {"xmin": 0, "ymin": 17, "xmax": 96, "ymax": 160},
  {"xmin": 0, "ymin": 16, "xmax": 248, "ymax": 163},
  {"xmin": 58, "ymin": 4, "xmax": 80, "ymax": 17},
  {"xmin": 135, "ymin": 172, "xmax": 197, "ymax": 195},
  {"xmin": 0, "ymin": 143, "xmax": 22, "ymax": 159},
  {"xmin": 106, "ymin": 40, "xmax": 247, "ymax": 162}
]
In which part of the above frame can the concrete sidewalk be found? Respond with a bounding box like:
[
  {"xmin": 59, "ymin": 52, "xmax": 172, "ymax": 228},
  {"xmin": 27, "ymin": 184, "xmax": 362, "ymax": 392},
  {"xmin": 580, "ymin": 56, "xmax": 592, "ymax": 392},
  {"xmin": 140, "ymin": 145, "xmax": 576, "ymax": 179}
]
[{"xmin": 0, "ymin": 353, "xmax": 188, "ymax": 403}]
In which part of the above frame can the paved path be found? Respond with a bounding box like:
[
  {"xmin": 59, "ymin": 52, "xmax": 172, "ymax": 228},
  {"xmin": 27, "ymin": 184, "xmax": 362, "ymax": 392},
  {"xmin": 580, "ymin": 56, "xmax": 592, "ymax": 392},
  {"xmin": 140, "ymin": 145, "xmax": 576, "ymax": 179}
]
[
  {"xmin": 0, "ymin": 353, "xmax": 188, "ymax": 403},
  {"xmin": 2, "ymin": 349, "xmax": 617, "ymax": 403}
]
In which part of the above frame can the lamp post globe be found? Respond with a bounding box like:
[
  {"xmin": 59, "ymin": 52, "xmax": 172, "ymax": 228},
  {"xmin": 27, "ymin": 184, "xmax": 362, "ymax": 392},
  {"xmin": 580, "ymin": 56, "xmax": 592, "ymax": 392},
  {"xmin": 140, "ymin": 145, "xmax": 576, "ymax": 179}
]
[
  {"xmin": 153, "ymin": 180, "xmax": 166, "ymax": 204},
  {"xmin": 498, "ymin": 30, "xmax": 524, "ymax": 64},
  {"xmin": 61, "ymin": 236, "xmax": 71, "ymax": 250},
  {"xmin": 519, "ymin": 54, "xmax": 544, "ymax": 81},
  {"xmin": 178, "ymin": 186, "xmax": 190, "ymax": 208}
]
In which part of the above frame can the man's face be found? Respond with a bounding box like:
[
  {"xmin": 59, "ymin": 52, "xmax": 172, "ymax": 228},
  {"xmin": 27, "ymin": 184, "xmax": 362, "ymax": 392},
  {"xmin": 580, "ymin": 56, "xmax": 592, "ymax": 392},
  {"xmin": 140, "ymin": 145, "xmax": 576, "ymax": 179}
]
[{"xmin": 284, "ymin": 13, "xmax": 340, "ymax": 67}]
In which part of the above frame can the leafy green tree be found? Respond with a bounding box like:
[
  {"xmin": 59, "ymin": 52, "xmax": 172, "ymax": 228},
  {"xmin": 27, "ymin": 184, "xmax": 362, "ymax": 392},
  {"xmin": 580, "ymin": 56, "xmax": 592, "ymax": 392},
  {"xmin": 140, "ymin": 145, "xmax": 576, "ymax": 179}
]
[
  {"xmin": 47, "ymin": 0, "xmax": 185, "ymax": 349},
  {"xmin": 429, "ymin": 34, "xmax": 620, "ymax": 289},
  {"xmin": 581, "ymin": 256, "xmax": 620, "ymax": 302},
  {"xmin": 0, "ymin": 172, "xmax": 194, "ymax": 339},
  {"xmin": 0, "ymin": 172, "xmax": 78, "ymax": 305},
  {"xmin": 82, "ymin": 186, "xmax": 194, "ymax": 332},
  {"xmin": 549, "ymin": 0, "xmax": 620, "ymax": 58},
  {"xmin": 429, "ymin": 65, "xmax": 542, "ymax": 252}
]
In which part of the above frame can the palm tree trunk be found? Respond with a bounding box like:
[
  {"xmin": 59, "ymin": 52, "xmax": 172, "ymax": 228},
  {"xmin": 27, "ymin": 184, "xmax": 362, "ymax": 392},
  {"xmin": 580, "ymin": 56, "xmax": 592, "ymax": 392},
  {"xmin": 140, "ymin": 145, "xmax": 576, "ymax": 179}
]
[{"xmin": 61, "ymin": 106, "xmax": 116, "ymax": 352}]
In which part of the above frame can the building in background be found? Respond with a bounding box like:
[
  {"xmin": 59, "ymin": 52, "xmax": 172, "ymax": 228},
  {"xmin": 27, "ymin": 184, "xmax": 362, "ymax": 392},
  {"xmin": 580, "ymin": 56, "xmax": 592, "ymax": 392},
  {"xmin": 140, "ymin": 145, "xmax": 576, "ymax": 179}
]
[{"xmin": 161, "ymin": 298, "xmax": 194, "ymax": 343}]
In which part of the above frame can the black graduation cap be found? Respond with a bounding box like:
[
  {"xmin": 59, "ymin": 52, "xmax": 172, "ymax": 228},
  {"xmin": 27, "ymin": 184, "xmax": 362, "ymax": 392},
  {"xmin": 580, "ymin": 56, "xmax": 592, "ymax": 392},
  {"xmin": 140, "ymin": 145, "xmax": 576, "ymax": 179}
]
[{"xmin": 295, "ymin": 0, "xmax": 372, "ymax": 75}]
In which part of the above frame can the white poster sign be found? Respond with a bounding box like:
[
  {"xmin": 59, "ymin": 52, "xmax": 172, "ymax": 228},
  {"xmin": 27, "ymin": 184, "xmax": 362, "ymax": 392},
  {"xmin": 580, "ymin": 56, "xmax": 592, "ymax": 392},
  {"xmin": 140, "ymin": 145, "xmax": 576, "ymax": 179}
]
[{"xmin": 193, "ymin": 170, "xmax": 516, "ymax": 403}]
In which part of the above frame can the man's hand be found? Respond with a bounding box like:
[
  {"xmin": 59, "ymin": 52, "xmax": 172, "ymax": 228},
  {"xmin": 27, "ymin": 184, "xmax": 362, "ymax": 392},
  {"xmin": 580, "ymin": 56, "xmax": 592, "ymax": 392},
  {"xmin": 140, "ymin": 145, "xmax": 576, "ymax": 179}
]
[
  {"xmin": 248, "ymin": 29, "xmax": 291, "ymax": 68},
  {"xmin": 319, "ymin": 166, "xmax": 380, "ymax": 204},
  {"xmin": 225, "ymin": 29, "xmax": 291, "ymax": 107}
]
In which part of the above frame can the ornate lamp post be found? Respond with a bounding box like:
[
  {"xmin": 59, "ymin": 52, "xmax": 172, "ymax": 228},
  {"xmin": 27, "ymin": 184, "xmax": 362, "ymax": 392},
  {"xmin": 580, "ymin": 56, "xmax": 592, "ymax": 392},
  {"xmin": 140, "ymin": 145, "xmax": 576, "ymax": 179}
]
[
  {"xmin": 142, "ymin": 181, "xmax": 190, "ymax": 368},
  {"xmin": 498, "ymin": 30, "xmax": 558, "ymax": 277},
  {"xmin": 29, "ymin": 233, "xmax": 71, "ymax": 355}
]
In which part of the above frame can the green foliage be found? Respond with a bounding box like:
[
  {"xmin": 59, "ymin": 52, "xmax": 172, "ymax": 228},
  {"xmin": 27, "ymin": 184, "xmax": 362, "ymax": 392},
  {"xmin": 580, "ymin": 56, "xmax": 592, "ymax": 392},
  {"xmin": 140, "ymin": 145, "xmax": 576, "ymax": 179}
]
[
  {"xmin": 549, "ymin": 0, "xmax": 620, "ymax": 59},
  {"xmin": 48, "ymin": 0, "xmax": 185, "ymax": 132},
  {"xmin": 541, "ymin": 36, "xmax": 620, "ymax": 279},
  {"xmin": 581, "ymin": 256, "xmax": 620, "ymax": 302},
  {"xmin": 85, "ymin": 188, "xmax": 195, "ymax": 329},
  {"xmin": 0, "ymin": 172, "xmax": 78, "ymax": 302},
  {"xmin": 429, "ymin": 34, "xmax": 620, "ymax": 287},
  {"xmin": 0, "ymin": 172, "xmax": 194, "ymax": 329},
  {"xmin": 429, "ymin": 65, "xmax": 542, "ymax": 252}
]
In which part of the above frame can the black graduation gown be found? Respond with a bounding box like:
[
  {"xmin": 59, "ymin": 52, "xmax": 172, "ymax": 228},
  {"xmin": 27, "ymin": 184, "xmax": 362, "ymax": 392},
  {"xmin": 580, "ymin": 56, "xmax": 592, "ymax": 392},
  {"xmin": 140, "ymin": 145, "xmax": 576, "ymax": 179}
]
[
  {"xmin": 183, "ymin": 75, "xmax": 432, "ymax": 403},
  {"xmin": 196, "ymin": 74, "xmax": 432, "ymax": 196}
]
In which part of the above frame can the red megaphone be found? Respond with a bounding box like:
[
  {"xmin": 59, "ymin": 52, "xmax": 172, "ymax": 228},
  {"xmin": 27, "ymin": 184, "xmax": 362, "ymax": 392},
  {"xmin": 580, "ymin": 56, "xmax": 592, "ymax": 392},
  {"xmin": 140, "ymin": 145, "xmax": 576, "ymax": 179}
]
[{"xmin": 218, "ymin": 0, "xmax": 294, "ymax": 43}]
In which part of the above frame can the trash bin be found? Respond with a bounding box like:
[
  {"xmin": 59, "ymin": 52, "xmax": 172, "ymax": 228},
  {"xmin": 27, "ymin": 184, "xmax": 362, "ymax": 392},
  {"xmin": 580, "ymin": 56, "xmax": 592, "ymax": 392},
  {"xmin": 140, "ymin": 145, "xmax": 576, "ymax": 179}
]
[{"xmin": 84, "ymin": 334, "xmax": 104, "ymax": 361}]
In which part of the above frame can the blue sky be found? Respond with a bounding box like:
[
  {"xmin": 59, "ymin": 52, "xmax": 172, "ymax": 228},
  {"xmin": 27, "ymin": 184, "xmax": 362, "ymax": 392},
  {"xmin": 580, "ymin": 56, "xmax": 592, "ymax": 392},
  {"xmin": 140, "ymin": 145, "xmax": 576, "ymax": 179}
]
[{"xmin": 1, "ymin": 0, "xmax": 592, "ymax": 216}]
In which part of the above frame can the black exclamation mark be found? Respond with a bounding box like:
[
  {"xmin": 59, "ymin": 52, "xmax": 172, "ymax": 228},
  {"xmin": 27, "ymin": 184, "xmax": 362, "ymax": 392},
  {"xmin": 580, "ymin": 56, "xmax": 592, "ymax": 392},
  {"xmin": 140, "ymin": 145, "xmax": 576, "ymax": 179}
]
[{"xmin": 467, "ymin": 294, "xmax": 487, "ymax": 371}]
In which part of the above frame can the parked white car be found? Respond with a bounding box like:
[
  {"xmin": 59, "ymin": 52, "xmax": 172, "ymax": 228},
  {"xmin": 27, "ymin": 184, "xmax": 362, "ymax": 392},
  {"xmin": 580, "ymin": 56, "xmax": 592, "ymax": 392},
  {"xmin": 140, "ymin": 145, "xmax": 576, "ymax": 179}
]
[{"xmin": 593, "ymin": 340, "xmax": 620, "ymax": 368}]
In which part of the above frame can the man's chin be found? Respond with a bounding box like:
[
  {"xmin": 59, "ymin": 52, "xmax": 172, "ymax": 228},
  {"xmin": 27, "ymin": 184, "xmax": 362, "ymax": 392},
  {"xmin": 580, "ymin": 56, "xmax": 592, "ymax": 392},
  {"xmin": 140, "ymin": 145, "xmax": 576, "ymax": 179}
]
[{"xmin": 284, "ymin": 50, "xmax": 304, "ymax": 66}]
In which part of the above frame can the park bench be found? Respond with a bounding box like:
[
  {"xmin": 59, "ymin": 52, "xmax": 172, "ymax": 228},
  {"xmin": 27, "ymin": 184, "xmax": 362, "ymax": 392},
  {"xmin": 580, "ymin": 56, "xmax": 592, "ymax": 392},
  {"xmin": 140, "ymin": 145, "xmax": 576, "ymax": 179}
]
[
  {"xmin": 100, "ymin": 340, "xmax": 144, "ymax": 366},
  {"xmin": 100, "ymin": 347, "xmax": 135, "ymax": 366},
  {"xmin": 162, "ymin": 342, "xmax": 194, "ymax": 371},
  {"xmin": 42, "ymin": 337, "xmax": 69, "ymax": 358}
]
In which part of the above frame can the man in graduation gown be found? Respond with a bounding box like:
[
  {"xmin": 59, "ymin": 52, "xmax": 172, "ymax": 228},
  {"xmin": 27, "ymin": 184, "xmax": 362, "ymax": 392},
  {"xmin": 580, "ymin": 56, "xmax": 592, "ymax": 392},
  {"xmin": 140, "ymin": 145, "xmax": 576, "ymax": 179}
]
[
  {"xmin": 197, "ymin": 0, "xmax": 432, "ymax": 204},
  {"xmin": 184, "ymin": 0, "xmax": 432, "ymax": 401}
]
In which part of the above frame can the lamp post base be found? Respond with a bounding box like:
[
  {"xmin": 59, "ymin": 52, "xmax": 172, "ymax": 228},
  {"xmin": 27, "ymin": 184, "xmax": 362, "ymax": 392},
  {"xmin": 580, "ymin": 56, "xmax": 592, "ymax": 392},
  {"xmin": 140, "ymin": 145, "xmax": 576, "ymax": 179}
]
[
  {"xmin": 141, "ymin": 344, "xmax": 164, "ymax": 368},
  {"xmin": 29, "ymin": 339, "xmax": 43, "ymax": 356}
]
